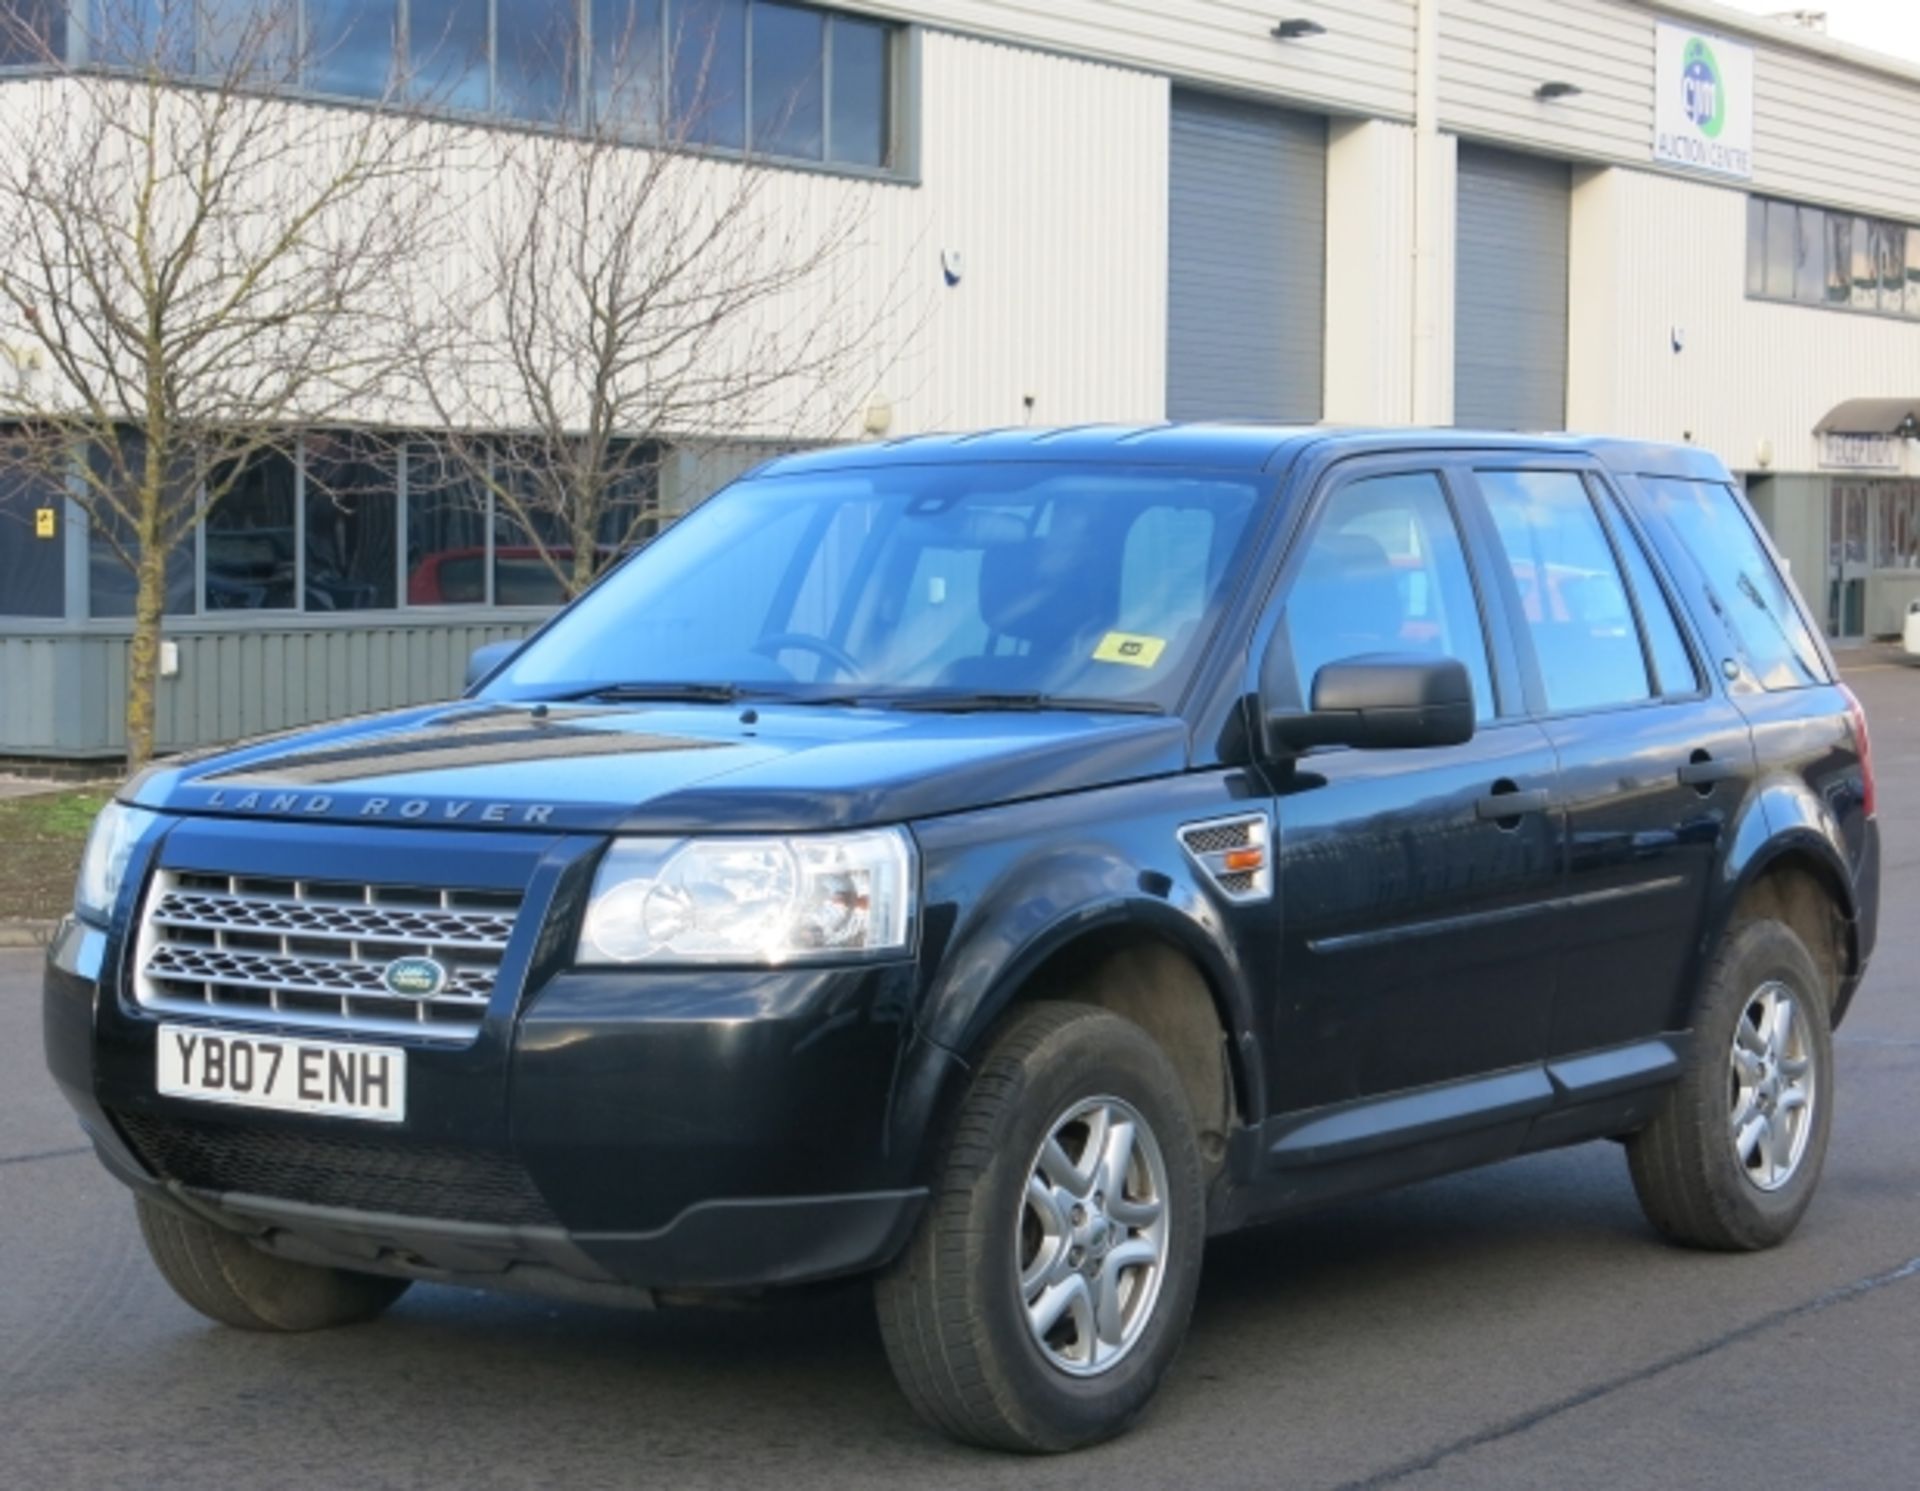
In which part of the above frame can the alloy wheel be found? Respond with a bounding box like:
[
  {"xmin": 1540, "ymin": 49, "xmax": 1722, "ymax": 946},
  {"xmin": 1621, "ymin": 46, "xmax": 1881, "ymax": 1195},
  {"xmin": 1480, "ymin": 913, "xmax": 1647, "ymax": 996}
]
[
  {"xmin": 1729, "ymin": 980, "xmax": 1816, "ymax": 1193},
  {"xmin": 1016, "ymin": 1095, "xmax": 1171, "ymax": 1377}
]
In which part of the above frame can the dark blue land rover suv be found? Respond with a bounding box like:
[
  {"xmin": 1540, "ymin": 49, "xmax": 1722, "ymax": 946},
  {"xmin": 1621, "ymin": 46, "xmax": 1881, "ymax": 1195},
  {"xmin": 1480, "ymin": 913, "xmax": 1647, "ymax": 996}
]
[{"xmin": 45, "ymin": 428, "xmax": 1878, "ymax": 1451}]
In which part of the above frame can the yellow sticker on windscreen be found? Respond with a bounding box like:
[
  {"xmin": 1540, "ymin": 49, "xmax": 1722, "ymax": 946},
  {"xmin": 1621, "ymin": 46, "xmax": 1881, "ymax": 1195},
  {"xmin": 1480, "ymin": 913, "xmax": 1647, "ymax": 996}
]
[{"xmin": 1093, "ymin": 632, "xmax": 1167, "ymax": 668}]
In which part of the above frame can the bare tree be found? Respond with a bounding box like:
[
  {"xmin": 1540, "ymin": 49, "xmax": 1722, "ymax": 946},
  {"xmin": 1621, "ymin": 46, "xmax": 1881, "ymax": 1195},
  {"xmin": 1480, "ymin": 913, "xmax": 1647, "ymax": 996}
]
[
  {"xmin": 419, "ymin": 3, "xmax": 917, "ymax": 600},
  {"xmin": 0, "ymin": 0, "xmax": 452, "ymax": 769}
]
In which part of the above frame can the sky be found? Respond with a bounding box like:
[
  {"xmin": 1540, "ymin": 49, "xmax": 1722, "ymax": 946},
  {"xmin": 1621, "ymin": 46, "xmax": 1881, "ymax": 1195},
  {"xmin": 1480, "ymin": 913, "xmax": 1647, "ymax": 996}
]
[{"xmin": 1715, "ymin": 0, "xmax": 1920, "ymax": 65}]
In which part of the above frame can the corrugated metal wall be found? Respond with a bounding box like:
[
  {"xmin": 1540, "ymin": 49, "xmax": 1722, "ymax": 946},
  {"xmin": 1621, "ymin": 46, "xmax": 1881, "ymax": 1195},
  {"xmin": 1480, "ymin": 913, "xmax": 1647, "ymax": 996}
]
[
  {"xmin": 717, "ymin": 29, "xmax": 1169, "ymax": 438},
  {"xmin": 1324, "ymin": 118, "xmax": 1418, "ymax": 424},
  {"xmin": 868, "ymin": 0, "xmax": 1418, "ymax": 123},
  {"xmin": 1440, "ymin": 0, "xmax": 1650, "ymax": 164},
  {"xmin": 900, "ymin": 32, "xmax": 1170, "ymax": 431},
  {"xmin": 0, "ymin": 620, "xmax": 537, "ymax": 758},
  {"xmin": 1167, "ymin": 91, "xmax": 1327, "ymax": 423},
  {"xmin": 1454, "ymin": 145, "xmax": 1570, "ymax": 431}
]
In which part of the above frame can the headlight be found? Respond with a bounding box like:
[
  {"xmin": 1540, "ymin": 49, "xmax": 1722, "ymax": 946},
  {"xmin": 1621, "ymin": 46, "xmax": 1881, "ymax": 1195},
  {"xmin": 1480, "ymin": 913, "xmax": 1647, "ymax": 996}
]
[
  {"xmin": 75, "ymin": 801, "xmax": 158, "ymax": 925},
  {"xmin": 578, "ymin": 828, "xmax": 916, "ymax": 966}
]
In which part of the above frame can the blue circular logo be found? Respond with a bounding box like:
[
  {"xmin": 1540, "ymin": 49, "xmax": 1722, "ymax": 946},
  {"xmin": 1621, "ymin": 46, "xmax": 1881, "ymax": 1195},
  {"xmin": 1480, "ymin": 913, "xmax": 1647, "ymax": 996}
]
[
  {"xmin": 1681, "ymin": 38, "xmax": 1726, "ymax": 139},
  {"xmin": 382, "ymin": 956, "xmax": 448, "ymax": 999}
]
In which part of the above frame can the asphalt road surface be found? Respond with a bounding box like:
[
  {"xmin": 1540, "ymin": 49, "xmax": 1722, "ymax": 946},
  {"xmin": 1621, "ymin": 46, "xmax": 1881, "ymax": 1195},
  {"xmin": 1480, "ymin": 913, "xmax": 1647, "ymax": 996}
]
[{"xmin": 5, "ymin": 661, "xmax": 1917, "ymax": 1490}]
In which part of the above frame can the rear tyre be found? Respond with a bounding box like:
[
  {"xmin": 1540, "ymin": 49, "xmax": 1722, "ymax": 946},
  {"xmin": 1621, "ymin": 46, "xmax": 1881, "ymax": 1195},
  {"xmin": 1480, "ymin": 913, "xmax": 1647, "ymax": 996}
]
[
  {"xmin": 1626, "ymin": 918, "xmax": 1835, "ymax": 1251},
  {"xmin": 875, "ymin": 1002, "xmax": 1206, "ymax": 1452},
  {"xmin": 136, "ymin": 1196, "xmax": 410, "ymax": 1331}
]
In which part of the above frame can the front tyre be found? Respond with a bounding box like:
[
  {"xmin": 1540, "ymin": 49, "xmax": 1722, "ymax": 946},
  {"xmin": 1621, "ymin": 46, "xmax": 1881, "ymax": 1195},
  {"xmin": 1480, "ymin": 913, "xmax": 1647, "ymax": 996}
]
[
  {"xmin": 875, "ymin": 1003, "xmax": 1206, "ymax": 1452},
  {"xmin": 1627, "ymin": 918, "xmax": 1835, "ymax": 1251},
  {"xmin": 136, "ymin": 1196, "xmax": 410, "ymax": 1331}
]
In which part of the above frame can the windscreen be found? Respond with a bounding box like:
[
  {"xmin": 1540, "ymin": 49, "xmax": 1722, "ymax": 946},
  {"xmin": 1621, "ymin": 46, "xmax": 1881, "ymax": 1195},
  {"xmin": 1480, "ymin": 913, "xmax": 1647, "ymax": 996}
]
[{"xmin": 489, "ymin": 463, "xmax": 1264, "ymax": 706}]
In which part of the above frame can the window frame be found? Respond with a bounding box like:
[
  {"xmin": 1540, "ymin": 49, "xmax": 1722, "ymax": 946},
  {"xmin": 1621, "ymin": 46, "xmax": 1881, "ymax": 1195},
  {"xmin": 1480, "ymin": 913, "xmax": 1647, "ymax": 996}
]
[{"xmin": 1746, "ymin": 192, "xmax": 1920, "ymax": 323}]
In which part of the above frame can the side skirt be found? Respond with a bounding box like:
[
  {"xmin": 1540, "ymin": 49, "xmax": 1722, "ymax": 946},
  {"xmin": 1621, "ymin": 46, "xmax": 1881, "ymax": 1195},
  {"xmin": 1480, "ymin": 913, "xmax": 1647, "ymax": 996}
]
[{"xmin": 1210, "ymin": 1034, "xmax": 1689, "ymax": 1234}]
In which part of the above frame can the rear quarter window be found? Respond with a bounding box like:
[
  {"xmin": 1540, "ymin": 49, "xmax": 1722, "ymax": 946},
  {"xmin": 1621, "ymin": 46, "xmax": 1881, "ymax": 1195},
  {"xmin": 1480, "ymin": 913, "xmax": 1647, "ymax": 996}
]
[{"xmin": 1637, "ymin": 477, "xmax": 1827, "ymax": 691}]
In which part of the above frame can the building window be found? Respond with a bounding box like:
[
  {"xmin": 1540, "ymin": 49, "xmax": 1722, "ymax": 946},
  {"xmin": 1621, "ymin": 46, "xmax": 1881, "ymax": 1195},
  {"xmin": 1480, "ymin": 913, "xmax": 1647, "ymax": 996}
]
[
  {"xmin": 10, "ymin": 425, "xmax": 659, "ymax": 621},
  {"xmin": 85, "ymin": 435, "xmax": 198, "ymax": 619},
  {"xmin": 408, "ymin": 0, "xmax": 488, "ymax": 110},
  {"xmin": 304, "ymin": 432, "xmax": 399, "ymax": 610},
  {"xmin": 0, "ymin": 451, "xmax": 64, "ymax": 618},
  {"xmin": 0, "ymin": 0, "xmax": 66, "ymax": 67},
  {"xmin": 49, "ymin": 1, "xmax": 901, "ymax": 175},
  {"xmin": 206, "ymin": 449, "xmax": 298, "ymax": 610},
  {"xmin": 1748, "ymin": 194, "xmax": 1920, "ymax": 320},
  {"xmin": 750, "ymin": 3, "xmax": 823, "ymax": 160},
  {"xmin": 405, "ymin": 442, "xmax": 490, "ymax": 605},
  {"xmin": 591, "ymin": 0, "xmax": 664, "ymax": 127},
  {"xmin": 1873, "ymin": 482, "xmax": 1920, "ymax": 571},
  {"xmin": 495, "ymin": 0, "xmax": 574, "ymax": 122},
  {"xmin": 671, "ymin": 0, "xmax": 747, "ymax": 147},
  {"xmin": 828, "ymin": 13, "xmax": 888, "ymax": 168}
]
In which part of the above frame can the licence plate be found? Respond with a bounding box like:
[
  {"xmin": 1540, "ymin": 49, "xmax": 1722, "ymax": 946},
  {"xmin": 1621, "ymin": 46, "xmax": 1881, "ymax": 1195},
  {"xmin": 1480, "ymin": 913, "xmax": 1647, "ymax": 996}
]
[{"xmin": 156, "ymin": 1025, "xmax": 407, "ymax": 1123}]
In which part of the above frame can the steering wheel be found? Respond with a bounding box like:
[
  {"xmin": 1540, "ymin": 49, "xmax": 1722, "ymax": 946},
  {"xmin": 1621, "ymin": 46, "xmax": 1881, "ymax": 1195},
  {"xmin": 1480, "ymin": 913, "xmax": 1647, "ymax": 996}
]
[{"xmin": 751, "ymin": 632, "xmax": 867, "ymax": 681}]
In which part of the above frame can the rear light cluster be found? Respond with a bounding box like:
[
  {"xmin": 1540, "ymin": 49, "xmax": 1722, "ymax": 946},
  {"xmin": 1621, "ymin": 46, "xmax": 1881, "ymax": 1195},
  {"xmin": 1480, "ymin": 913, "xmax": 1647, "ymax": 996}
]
[{"xmin": 1841, "ymin": 683, "xmax": 1875, "ymax": 818}]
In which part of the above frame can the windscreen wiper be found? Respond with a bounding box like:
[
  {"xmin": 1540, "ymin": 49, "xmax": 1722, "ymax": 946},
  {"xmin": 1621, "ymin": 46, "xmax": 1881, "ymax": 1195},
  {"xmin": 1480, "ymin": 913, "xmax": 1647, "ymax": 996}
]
[
  {"xmin": 555, "ymin": 682, "xmax": 745, "ymax": 703},
  {"xmin": 881, "ymin": 692, "xmax": 1165, "ymax": 715},
  {"xmin": 550, "ymin": 682, "xmax": 873, "ymax": 707}
]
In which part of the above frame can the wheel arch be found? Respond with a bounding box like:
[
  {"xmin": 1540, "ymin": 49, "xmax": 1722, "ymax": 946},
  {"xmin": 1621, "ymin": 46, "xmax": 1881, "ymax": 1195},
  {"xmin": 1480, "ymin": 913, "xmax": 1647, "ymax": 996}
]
[
  {"xmin": 1712, "ymin": 833, "xmax": 1860, "ymax": 1023},
  {"xmin": 920, "ymin": 898, "xmax": 1262, "ymax": 1182}
]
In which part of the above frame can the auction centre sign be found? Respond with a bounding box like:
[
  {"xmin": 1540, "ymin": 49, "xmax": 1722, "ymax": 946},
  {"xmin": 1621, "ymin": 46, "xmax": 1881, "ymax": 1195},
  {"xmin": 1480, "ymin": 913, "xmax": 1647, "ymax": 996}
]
[{"xmin": 1653, "ymin": 21, "xmax": 1754, "ymax": 179}]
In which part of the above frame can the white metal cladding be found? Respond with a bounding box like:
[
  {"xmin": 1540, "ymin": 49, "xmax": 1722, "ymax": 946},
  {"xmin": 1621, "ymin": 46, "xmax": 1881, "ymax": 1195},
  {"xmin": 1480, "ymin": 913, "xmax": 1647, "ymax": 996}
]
[
  {"xmin": 1753, "ymin": 42, "xmax": 1920, "ymax": 223},
  {"xmin": 1454, "ymin": 144, "xmax": 1570, "ymax": 432},
  {"xmin": 1167, "ymin": 91, "xmax": 1327, "ymax": 424},
  {"xmin": 1439, "ymin": 0, "xmax": 1652, "ymax": 165},
  {"xmin": 866, "ymin": 0, "xmax": 1418, "ymax": 123},
  {"xmin": 1435, "ymin": 0, "xmax": 1920, "ymax": 223}
]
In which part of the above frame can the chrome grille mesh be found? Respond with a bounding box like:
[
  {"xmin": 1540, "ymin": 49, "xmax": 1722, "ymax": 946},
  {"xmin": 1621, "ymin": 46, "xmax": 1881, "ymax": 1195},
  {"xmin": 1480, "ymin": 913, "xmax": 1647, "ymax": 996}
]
[
  {"xmin": 133, "ymin": 871, "xmax": 520, "ymax": 1042},
  {"xmin": 1178, "ymin": 813, "xmax": 1273, "ymax": 904}
]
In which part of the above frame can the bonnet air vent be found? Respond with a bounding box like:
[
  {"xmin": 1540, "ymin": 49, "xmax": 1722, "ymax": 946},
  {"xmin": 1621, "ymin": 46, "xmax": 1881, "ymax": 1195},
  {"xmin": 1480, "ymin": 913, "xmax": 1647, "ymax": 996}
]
[{"xmin": 1179, "ymin": 812, "xmax": 1272, "ymax": 903}]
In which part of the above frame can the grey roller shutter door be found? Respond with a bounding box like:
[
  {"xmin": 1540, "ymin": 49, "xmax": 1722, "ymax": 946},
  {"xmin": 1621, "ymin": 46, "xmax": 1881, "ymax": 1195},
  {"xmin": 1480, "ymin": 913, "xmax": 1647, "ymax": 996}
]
[
  {"xmin": 1454, "ymin": 145, "xmax": 1570, "ymax": 431},
  {"xmin": 1167, "ymin": 91, "xmax": 1326, "ymax": 423}
]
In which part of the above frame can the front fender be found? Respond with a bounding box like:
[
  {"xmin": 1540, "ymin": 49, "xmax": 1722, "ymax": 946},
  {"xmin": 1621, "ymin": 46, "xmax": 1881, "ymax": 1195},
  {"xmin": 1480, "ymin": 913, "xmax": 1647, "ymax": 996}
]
[{"xmin": 901, "ymin": 773, "xmax": 1271, "ymax": 1160}]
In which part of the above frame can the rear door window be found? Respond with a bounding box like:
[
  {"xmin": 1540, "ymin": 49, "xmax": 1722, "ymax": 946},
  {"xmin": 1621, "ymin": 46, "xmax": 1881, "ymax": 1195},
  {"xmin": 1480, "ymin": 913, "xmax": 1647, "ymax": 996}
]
[
  {"xmin": 1476, "ymin": 470, "xmax": 1651, "ymax": 714},
  {"xmin": 1639, "ymin": 477, "xmax": 1827, "ymax": 691}
]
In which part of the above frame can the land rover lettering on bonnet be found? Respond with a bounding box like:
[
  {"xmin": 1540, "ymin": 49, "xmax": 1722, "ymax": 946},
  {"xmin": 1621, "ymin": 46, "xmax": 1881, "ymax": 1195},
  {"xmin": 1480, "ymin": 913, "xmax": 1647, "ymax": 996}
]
[{"xmin": 45, "ymin": 427, "xmax": 1878, "ymax": 1452}]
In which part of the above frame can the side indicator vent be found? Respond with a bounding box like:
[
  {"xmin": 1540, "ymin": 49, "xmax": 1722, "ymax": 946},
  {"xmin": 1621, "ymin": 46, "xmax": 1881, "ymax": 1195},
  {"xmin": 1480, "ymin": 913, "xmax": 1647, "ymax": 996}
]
[{"xmin": 1179, "ymin": 813, "xmax": 1272, "ymax": 903}]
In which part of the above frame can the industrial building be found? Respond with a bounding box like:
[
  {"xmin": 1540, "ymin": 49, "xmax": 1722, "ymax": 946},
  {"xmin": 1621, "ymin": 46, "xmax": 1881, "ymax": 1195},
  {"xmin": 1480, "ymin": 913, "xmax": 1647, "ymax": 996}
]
[{"xmin": 1, "ymin": 0, "xmax": 1916, "ymax": 758}]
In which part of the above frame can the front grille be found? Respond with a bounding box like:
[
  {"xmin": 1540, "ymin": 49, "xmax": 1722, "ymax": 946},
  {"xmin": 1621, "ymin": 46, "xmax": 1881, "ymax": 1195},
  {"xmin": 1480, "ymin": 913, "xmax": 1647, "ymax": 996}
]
[
  {"xmin": 133, "ymin": 871, "xmax": 521, "ymax": 1043},
  {"xmin": 113, "ymin": 1109, "xmax": 560, "ymax": 1228}
]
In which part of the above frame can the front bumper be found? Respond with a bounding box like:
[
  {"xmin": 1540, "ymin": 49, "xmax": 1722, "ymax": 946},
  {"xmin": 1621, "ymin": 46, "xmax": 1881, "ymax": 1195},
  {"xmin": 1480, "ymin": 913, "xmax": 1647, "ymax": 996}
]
[{"xmin": 44, "ymin": 823, "xmax": 957, "ymax": 1298}]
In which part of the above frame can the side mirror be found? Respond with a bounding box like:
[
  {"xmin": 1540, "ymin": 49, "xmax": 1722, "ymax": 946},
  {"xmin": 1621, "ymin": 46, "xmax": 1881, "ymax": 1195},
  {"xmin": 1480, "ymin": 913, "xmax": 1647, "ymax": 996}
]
[
  {"xmin": 465, "ymin": 640, "xmax": 521, "ymax": 691},
  {"xmin": 1264, "ymin": 653, "xmax": 1474, "ymax": 753}
]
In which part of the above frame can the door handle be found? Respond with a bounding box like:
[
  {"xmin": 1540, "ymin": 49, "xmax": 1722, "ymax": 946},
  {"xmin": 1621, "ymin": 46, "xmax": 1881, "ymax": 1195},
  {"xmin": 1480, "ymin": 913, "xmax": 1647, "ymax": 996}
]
[
  {"xmin": 1475, "ymin": 787, "xmax": 1550, "ymax": 821},
  {"xmin": 1677, "ymin": 755, "xmax": 1739, "ymax": 789}
]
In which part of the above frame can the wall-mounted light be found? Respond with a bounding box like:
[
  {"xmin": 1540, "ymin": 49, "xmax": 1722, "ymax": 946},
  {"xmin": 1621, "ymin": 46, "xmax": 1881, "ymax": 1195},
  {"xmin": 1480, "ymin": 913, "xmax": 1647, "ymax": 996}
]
[
  {"xmin": 1272, "ymin": 18, "xmax": 1326, "ymax": 40},
  {"xmin": 1897, "ymin": 412, "xmax": 1920, "ymax": 441},
  {"xmin": 1534, "ymin": 80, "xmax": 1583, "ymax": 100}
]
